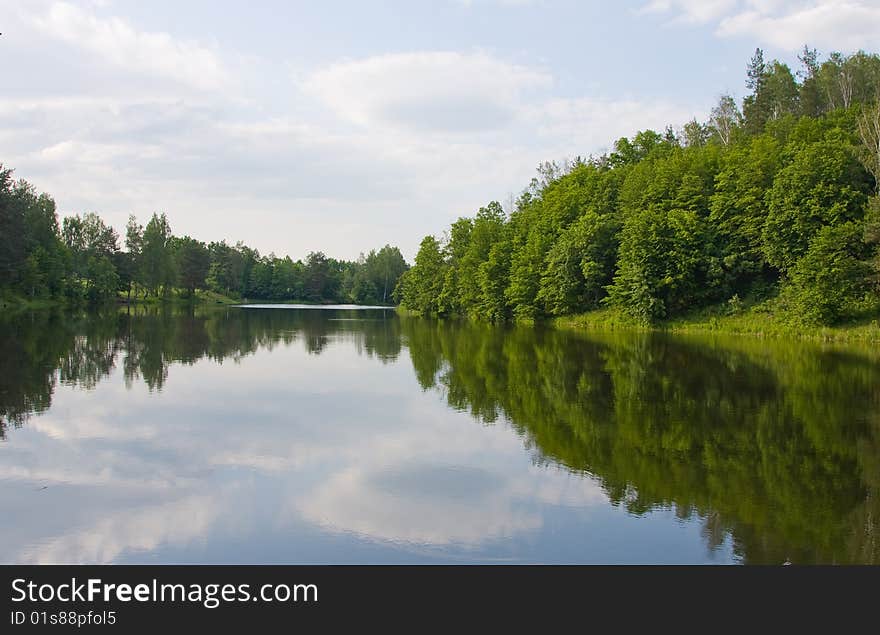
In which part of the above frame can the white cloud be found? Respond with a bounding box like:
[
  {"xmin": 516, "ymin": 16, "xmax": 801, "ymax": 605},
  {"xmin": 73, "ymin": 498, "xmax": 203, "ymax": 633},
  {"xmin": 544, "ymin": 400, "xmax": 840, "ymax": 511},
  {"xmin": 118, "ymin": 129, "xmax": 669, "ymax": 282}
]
[
  {"xmin": 718, "ymin": 1, "xmax": 880, "ymax": 51},
  {"xmin": 1, "ymin": 3, "xmax": 699, "ymax": 262},
  {"xmin": 27, "ymin": 1, "xmax": 229, "ymax": 90},
  {"xmin": 303, "ymin": 51, "xmax": 552, "ymax": 133},
  {"xmin": 639, "ymin": 0, "xmax": 739, "ymax": 23},
  {"xmin": 642, "ymin": 0, "xmax": 880, "ymax": 51}
]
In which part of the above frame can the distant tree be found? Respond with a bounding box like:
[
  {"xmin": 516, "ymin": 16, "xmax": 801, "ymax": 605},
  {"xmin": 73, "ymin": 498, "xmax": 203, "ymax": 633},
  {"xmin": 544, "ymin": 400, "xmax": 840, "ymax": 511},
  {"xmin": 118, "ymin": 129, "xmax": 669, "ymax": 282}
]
[
  {"xmin": 141, "ymin": 213, "xmax": 175, "ymax": 296},
  {"xmin": 397, "ymin": 236, "xmax": 445, "ymax": 314},
  {"xmin": 125, "ymin": 214, "xmax": 144, "ymax": 298},
  {"xmin": 173, "ymin": 236, "xmax": 211, "ymax": 296},
  {"xmin": 710, "ymin": 94, "xmax": 742, "ymax": 146},
  {"xmin": 857, "ymin": 100, "xmax": 880, "ymax": 193},
  {"xmin": 0, "ymin": 165, "xmax": 26, "ymax": 286},
  {"xmin": 682, "ymin": 119, "xmax": 709, "ymax": 148}
]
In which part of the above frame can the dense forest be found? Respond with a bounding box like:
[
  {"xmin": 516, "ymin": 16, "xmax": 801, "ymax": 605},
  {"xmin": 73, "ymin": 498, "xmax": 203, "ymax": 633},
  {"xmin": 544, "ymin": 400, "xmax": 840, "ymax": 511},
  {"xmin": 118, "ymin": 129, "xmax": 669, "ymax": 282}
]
[
  {"xmin": 0, "ymin": 174, "xmax": 408, "ymax": 306},
  {"xmin": 397, "ymin": 47, "xmax": 880, "ymax": 326}
]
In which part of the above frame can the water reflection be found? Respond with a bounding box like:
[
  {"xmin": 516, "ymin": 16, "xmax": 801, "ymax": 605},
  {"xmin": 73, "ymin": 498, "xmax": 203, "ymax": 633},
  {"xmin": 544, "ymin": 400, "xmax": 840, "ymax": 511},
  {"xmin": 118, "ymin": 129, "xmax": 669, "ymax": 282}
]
[{"xmin": 1, "ymin": 306, "xmax": 878, "ymax": 563}]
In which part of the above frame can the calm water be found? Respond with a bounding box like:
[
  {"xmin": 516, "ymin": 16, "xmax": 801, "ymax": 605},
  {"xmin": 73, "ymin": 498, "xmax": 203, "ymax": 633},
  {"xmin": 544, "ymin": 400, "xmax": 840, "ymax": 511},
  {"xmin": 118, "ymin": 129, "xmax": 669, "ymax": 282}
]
[{"xmin": 1, "ymin": 306, "xmax": 878, "ymax": 564}]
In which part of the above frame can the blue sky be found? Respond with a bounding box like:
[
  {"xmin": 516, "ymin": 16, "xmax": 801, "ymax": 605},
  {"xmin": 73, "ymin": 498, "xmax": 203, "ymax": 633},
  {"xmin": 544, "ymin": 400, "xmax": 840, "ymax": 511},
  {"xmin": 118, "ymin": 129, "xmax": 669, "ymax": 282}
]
[{"xmin": 3, "ymin": 1, "xmax": 879, "ymax": 260}]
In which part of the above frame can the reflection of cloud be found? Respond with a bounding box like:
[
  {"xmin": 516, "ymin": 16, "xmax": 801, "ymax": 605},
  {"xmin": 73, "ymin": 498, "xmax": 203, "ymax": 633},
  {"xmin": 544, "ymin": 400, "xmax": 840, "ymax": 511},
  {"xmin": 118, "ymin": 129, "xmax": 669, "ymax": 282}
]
[
  {"xmin": 23, "ymin": 496, "xmax": 220, "ymax": 564},
  {"xmin": 298, "ymin": 461, "xmax": 606, "ymax": 546},
  {"xmin": 300, "ymin": 464, "xmax": 541, "ymax": 545},
  {"xmin": 2, "ymin": 342, "xmax": 610, "ymax": 562}
]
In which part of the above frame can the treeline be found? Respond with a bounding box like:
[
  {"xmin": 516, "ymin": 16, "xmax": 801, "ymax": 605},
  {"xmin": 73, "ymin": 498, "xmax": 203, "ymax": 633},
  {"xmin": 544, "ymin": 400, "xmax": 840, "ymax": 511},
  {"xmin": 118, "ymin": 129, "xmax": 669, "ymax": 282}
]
[
  {"xmin": 0, "ymin": 176, "xmax": 408, "ymax": 305},
  {"xmin": 397, "ymin": 47, "xmax": 880, "ymax": 325}
]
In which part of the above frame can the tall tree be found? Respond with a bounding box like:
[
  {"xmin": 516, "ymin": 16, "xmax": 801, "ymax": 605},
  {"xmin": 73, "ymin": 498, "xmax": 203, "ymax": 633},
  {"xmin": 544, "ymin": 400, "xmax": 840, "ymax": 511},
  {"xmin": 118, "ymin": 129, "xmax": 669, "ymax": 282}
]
[{"xmin": 141, "ymin": 213, "xmax": 175, "ymax": 297}]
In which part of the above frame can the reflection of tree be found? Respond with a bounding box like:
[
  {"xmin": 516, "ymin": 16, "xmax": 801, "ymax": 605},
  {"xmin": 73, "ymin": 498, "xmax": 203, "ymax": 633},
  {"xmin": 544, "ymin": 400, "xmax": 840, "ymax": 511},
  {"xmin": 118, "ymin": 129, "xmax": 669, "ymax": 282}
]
[
  {"xmin": 0, "ymin": 310, "xmax": 72, "ymax": 438},
  {"xmin": 401, "ymin": 317, "xmax": 880, "ymax": 564},
  {"xmin": 0, "ymin": 305, "xmax": 401, "ymax": 435},
  {"xmin": 5, "ymin": 306, "xmax": 878, "ymax": 563}
]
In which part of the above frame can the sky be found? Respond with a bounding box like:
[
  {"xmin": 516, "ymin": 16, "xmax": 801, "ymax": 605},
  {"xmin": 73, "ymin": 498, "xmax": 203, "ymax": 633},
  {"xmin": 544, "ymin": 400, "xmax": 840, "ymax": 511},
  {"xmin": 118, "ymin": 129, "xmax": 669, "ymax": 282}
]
[{"xmin": 2, "ymin": 1, "xmax": 880, "ymax": 261}]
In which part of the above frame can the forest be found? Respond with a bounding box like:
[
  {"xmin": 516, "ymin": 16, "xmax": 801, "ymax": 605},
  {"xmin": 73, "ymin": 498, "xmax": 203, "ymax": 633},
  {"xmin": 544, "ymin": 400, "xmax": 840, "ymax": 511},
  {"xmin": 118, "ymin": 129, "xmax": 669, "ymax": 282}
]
[
  {"xmin": 0, "ymin": 176, "xmax": 408, "ymax": 306},
  {"xmin": 397, "ymin": 47, "xmax": 880, "ymax": 326},
  {"xmin": 4, "ymin": 47, "xmax": 880, "ymax": 326}
]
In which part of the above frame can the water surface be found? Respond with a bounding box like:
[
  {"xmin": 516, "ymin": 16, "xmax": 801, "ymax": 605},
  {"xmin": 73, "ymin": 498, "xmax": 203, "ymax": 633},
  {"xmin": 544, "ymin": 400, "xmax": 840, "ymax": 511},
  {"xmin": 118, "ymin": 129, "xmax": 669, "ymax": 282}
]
[{"xmin": 1, "ymin": 306, "xmax": 878, "ymax": 564}]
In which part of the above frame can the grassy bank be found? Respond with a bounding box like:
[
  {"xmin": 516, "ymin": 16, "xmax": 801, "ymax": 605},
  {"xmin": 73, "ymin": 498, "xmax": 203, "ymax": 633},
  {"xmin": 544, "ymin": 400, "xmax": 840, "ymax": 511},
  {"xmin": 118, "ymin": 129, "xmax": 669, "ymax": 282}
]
[
  {"xmin": 0, "ymin": 291, "xmax": 60, "ymax": 312},
  {"xmin": 555, "ymin": 296, "xmax": 880, "ymax": 344},
  {"xmin": 119, "ymin": 289, "xmax": 240, "ymax": 306},
  {"xmin": 0, "ymin": 289, "xmax": 240, "ymax": 314}
]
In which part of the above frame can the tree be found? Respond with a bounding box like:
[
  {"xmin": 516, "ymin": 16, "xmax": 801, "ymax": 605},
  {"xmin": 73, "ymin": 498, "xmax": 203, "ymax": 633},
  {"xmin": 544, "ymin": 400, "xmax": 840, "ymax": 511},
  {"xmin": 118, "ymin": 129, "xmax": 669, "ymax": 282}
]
[
  {"xmin": 607, "ymin": 208, "xmax": 709, "ymax": 322},
  {"xmin": 682, "ymin": 119, "xmax": 709, "ymax": 148},
  {"xmin": 457, "ymin": 202, "xmax": 505, "ymax": 314},
  {"xmin": 125, "ymin": 215, "xmax": 144, "ymax": 298},
  {"xmin": 397, "ymin": 236, "xmax": 445, "ymax": 314},
  {"xmin": 61, "ymin": 212, "xmax": 119, "ymax": 301},
  {"xmin": 173, "ymin": 236, "xmax": 211, "ymax": 296},
  {"xmin": 709, "ymin": 135, "xmax": 782, "ymax": 290},
  {"xmin": 857, "ymin": 100, "xmax": 880, "ymax": 193},
  {"xmin": 365, "ymin": 245, "xmax": 408, "ymax": 304},
  {"xmin": 141, "ymin": 213, "xmax": 175, "ymax": 296},
  {"xmin": 304, "ymin": 251, "xmax": 341, "ymax": 302},
  {"xmin": 0, "ymin": 166, "xmax": 27, "ymax": 286},
  {"xmin": 85, "ymin": 255, "xmax": 119, "ymax": 303},
  {"xmin": 710, "ymin": 95, "xmax": 742, "ymax": 147},
  {"xmin": 744, "ymin": 52, "xmax": 799, "ymax": 134},
  {"xmin": 798, "ymin": 46, "xmax": 825, "ymax": 116},
  {"xmin": 537, "ymin": 210, "xmax": 618, "ymax": 315},
  {"xmin": 763, "ymin": 141, "xmax": 871, "ymax": 272},
  {"xmin": 790, "ymin": 222, "xmax": 871, "ymax": 325}
]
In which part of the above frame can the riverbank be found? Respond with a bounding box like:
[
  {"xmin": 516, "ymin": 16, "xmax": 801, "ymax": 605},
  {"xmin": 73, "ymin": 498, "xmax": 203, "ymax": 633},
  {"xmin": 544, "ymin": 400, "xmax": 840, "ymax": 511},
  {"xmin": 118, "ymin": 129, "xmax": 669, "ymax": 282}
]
[
  {"xmin": 396, "ymin": 295, "xmax": 880, "ymax": 344},
  {"xmin": 0, "ymin": 292, "xmax": 59, "ymax": 312},
  {"xmin": 0, "ymin": 289, "xmax": 241, "ymax": 313},
  {"xmin": 120, "ymin": 289, "xmax": 240, "ymax": 306},
  {"xmin": 555, "ymin": 297, "xmax": 880, "ymax": 344}
]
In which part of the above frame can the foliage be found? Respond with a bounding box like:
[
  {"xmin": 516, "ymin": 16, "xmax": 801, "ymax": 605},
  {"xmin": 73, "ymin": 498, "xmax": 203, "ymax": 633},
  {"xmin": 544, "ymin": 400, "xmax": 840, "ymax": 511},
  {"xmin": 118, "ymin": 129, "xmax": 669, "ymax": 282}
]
[
  {"xmin": 394, "ymin": 47, "xmax": 880, "ymax": 327},
  {"xmin": 789, "ymin": 222, "xmax": 872, "ymax": 325},
  {"xmin": 0, "ymin": 165, "xmax": 407, "ymax": 306}
]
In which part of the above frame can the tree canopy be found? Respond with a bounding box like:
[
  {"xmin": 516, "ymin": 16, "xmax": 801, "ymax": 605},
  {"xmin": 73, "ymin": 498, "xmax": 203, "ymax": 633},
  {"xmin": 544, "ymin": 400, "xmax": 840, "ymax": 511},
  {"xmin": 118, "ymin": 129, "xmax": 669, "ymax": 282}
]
[{"xmin": 398, "ymin": 47, "xmax": 880, "ymax": 326}]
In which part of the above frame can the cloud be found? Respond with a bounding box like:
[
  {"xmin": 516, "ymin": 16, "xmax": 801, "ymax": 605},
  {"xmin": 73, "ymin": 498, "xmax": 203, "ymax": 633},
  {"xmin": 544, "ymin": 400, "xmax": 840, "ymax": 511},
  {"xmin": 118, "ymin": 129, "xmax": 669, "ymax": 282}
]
[
  {"xmin": 303, "ymin": 51, "xmax": 552, "ymax": 133},
  {"xmin": 27, "ymin": 1, "xmax": 229, "ymax": 90},
  {"xmin": 2, "ymin": 3, "xmax": 698, "ymax": 262},
  {"xmin": 641, "ymin": 0, "xmax": 880, "ymax": 51},
  {"xmin": 532, "ymin": 96, "xmax": 704, "ymax": 155},
  {"xmin": 638, "ymin": 0, "xmax": 738, "ymax": 23},
  {"xmin": 718, "ymin": 2, "xmax": 880, "ymax": 51}
]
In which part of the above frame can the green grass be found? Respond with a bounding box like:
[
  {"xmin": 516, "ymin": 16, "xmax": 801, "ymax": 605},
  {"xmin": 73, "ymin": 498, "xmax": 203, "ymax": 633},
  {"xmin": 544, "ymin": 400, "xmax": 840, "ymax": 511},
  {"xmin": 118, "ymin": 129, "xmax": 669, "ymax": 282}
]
[
  {"xmin": 555, "ymin": 296, "xmax": 880, "ymax": 344},
  {"xmin": 118, "ymin": 288, "xmax": 239, "ymax": 305},
  {"xmin": 0, "ymin": 291, "xmax": 61, "ymax": 312}
]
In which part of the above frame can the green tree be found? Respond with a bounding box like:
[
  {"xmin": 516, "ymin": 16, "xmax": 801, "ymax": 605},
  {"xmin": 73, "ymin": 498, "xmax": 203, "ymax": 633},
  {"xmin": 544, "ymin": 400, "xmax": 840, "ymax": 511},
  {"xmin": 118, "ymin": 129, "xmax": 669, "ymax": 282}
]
[
  {"xmin": 537, "ymin": 210, "xmax": 619, "ymax": 315},
  {"xmin": 173, "ymin": 236, "xmax": 211, "ymax": 296},
  {"xmin": 397, "ymin": 236, "xmax": 445, "ymax": 314},
  {"xmin": 141, "ymin": 213, "xmax": 175, "ymax": 297},
  {"xmin": 763, "ymin": 140, "xmax": 871, "ymax": 272},
  {"xmin": 789, "ymin": 222, "xmax": 871, "ymax": 325},
  {"xmin": 608, "ymin": 208, "xmax": 709, "ymax": 322}
]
